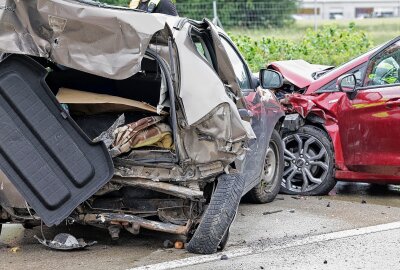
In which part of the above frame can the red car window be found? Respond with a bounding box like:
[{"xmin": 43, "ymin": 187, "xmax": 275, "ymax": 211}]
[
  {"xmin": 318, "ymin": 63, "xmax": 367, "ymax": 92},
  {"xmin": 365, "ymin": 41, "xmax": 400, "ymax": 87}
]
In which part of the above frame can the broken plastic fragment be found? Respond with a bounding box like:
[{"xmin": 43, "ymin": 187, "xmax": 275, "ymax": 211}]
[
  {"xmin": 34, "ymin": 233, "xmax": 96, "ymax": 251},
  {"xmin": 100, "ymin": 215, "xmax": 106, "ymax": 223},
  {"xmin": 163, "ymin": 240, "xmax": 174, "ymax": 249},
  {"xmin": 174, "ymin": 241, "xmax": 184, "ymax": 249},
  {"xmin": 93, "ymin": 114, "xmax": 125, "ymax": 148},
  {"xmin": 10, "ymin": 247, "xmax": 20, "ymax": 253}
]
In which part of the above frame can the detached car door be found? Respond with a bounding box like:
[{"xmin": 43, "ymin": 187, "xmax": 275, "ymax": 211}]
[
  {"xmin": 338, "ymin": 38, "xmax": 400, "ymax": 177},
  {"xmin": 0, "ymin": 55, "xmax": 114, "ymax": 226}
]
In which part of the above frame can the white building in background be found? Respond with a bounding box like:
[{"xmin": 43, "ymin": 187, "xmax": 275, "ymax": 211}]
[{"xmin": 298, "ymin": 0, "xmax": 400, "ymax": 20}]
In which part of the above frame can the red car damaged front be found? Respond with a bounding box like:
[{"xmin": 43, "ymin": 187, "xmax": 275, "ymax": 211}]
[{"xmin": 269, "ymin": 37, "xmax": 400, "ymax": 196}]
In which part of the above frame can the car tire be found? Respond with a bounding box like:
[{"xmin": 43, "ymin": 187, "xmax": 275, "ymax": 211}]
[
  {"xmin": 248, "ymin": 130, "xmax": 284, "ymax": 204},
  {"xmin": 281, "ymin": 125, "xmax": 336, "ymax": 196},
  {"xmin": 186, "ymin": 173, "xmax": 245, "ymax": 255},
  {"xmin": 218, "ymin": 227, "xmax": 230, "ymax": 251}
]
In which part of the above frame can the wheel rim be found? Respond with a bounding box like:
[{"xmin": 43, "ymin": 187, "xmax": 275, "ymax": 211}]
[
  {"xmin": 260, "ymin": 141, "xmax": 278, "ymax": 193},
  {"xmin": 282, "ymin": 133, "xmax": 329, "ymax": 193}
]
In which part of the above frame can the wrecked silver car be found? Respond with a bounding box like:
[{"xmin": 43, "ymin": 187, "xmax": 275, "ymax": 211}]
[{"xmin": 0, "ymin": 0, "xmax": 285, "ymax": 254}]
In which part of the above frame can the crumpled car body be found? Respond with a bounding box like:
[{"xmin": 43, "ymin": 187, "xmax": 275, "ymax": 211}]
[
  {"xmin": 268, "ymin": 60, "xmax": 334, "ymax": 90},
  {"xmin": 268, "ymin": 37, "xmax": 400, "ymax": 195},
  {"xmin": 0, "ymin": 0, "xmax": 284, "ymax": 250}
]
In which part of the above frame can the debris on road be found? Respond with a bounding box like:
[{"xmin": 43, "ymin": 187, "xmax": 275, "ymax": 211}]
[
  {"xmin": 174, "ymin": 241, "xmax": 184, "ymax": 250},
  {"xmin": 327, "ymin": 202, "xmax": 331, "ymax": 208},
  {"xmin": 328, "ymin": 189, "xmax": 337, "ymax": 196},
  {"xmin": 163, "ymin": 240, "xmax": 174, "ymax": 249},
  {"xmin": 324, "ymin": 260, "xmax": 328, "ymax": 264},
  {"xmin": 362, "ymin": 200, "xmax": 367, "ymax": 204},
  {"xmin": 262, "ymin": 210, "xmax": 283, "ymax": 215},
  {"xmin": 10, "ymin": 247, "xmax": 20, "ymax": 253},
  {"xmin": 275, "ymin": 197, "xmax": 285, "ymax": 201},
  {"xmin": 221, "ymin": 254, "xmax": 229, "ymax": 260},
  {"xmin": 288, "ymin": 209, "xmax": 296, "ymax": 213},
  {"xmin": 34, "ymin": 233, "xmax": 97, "ymax": 251}
]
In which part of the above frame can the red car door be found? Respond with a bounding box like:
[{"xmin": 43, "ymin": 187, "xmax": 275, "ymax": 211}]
[{"xmin": 337, "ymin": 38, "xmax": 400, "ymax": 177}]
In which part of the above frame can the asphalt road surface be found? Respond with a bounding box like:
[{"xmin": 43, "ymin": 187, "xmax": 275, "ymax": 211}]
[{"xmin": 1, "ymin": 182, "xmax": 400, "ymax": 270}]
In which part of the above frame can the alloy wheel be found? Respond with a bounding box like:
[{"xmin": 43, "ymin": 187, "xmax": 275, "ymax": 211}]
[
  {"xmin": 282, "ymin": 133, "xmax": 330, "ymax": 193},
  {"xmin": 261, "ymin": 142, "xmax": 278, "ymax": 193}
]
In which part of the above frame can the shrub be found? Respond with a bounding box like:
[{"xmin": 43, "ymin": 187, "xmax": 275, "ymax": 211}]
[
  {"xmin": 99, "ymin": 0, "xmax": 297, "ymax": 28},
  {"xmin": 176, "ymin": 0, "xmax": 297, "ymax": 28},
  {"xmin": 100, "ymin": 0, "xmax": 130, "ymax": 5},
  {"xmin": 230, "ymin": 23, "xmax": 374, "ymax": 71}
]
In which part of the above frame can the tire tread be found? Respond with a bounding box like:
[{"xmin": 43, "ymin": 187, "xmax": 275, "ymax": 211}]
[{"xmin": 187, "ymin": 173, "xmax": 245, "ymax": 254}]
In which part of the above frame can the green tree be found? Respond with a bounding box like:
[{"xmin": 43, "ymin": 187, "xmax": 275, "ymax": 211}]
[
  {"xmin": 100, "ymin": 0, "xmax": 130, "ymax": 5},
  {"xmin": 99, "ymin": 0, "xmax": 297, "ymax": 28},
  {"xmin": 176, "ymin": 0, "xmax": 297, "ymax": 28},
  {"xmin": 99, "ymin": 0, "xmax": 176, "ymax": 6},
  {"xmin": 231, "ymin": 24, "xmax": 373, "ymax": 71}
]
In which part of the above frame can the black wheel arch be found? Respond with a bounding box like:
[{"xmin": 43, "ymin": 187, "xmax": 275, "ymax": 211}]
[{"xmin": 274, "ymin": 116, "xmax": 285, "ymax": 135}]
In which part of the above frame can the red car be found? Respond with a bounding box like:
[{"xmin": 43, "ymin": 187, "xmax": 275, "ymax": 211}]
[{"xmin": 269, "ymin": 36, "xmax": 400, "ymax": 195}]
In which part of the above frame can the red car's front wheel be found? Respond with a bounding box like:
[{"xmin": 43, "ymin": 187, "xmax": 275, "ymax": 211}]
[{"xmin": 281, "ymin": 125, "xmax": 336, "ymax": 196}]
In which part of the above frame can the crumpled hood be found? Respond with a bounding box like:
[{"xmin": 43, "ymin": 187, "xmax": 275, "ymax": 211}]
[
  {"xmin": 0, "ymin": 0, "xmax": 174, "ymax": 79},
  {"xmin": 268, "ymin": 60, "xmax": 333, "ymax": 89}
]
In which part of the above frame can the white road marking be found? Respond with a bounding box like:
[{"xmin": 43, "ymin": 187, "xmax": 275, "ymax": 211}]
[{"xmin": 129, "ymin": 221, "xmax": 400, "ymax": 270}]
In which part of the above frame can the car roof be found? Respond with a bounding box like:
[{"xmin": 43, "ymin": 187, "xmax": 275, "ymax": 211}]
[{"xmin": 0, "ymin": 0, "xmax": 181, "ymax": 80}]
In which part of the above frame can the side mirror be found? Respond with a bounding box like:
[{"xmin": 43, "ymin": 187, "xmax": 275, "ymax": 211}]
[
  {"xmin": 337, "ymin": 74, "xmax": 357, "ymax": 93},
  {"xmin": 259, "ymin": 69, "xmax": 283, "ymax": 89}
]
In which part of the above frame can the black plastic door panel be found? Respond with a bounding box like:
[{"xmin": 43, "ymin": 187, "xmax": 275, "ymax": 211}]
[{"xmin": 0, "ymin": 55, "xmax": 113, "ymax": 226}]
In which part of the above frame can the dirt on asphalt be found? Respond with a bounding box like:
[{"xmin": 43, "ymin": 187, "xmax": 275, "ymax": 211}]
[{"xmin": 1, "ymin": 182, "xmax": 400, "ymax": 270}]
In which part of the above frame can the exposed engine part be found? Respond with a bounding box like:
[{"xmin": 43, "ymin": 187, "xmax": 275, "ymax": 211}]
[
  {"xmin": 2, "ymin": 206, "xmax": 38, "ymax": 221},
  {"xmin": 0, "ymin": 207, "xmax": 10, "ymax": 220},
  {"xmin": 113, "ymin": 159, "xmax": 224, "ymax": 182},
  {"xmin": 282, "ymin": 114, "xmax": 305, "ymax": 132},
  {"xmin": 108, "ymin": 225, "xmax": 122, "ymax": 241},
  {"xmin": 111, "ymin": 177, "xmax": 204, "ymax": 201},
  {"xmin": 158, "ymin": 206, "xmax": 190, "ymax": 225},
  {"xmin": 81, "ymin": 213, "xmax": 191, "ymax": 235},
  {"xmin": 94, "ymin": 182, "xmax": 123, "ymax": 196},
  {"xmin": 306, "ymin": 114, "xmax": 326, "ymax": 125},
  {"xmin": 90, "ymin": 197, "xmax": 185, "ymax": 217},
  {"xmin": 125, "ymin": 223, "xmax": 141, "ymax": 235},
  {"xmin": 187, "ymin": 182, "xmax": 200, "ymax": 191}
]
